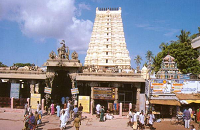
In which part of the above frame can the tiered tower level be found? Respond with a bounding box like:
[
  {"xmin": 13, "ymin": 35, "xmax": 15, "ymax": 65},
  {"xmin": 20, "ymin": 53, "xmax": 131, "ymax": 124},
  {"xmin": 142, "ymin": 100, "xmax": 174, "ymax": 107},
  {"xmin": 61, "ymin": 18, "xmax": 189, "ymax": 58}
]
[{"xmin": 84, "ymin": 7, "xmax": 131, "ymax": 69}]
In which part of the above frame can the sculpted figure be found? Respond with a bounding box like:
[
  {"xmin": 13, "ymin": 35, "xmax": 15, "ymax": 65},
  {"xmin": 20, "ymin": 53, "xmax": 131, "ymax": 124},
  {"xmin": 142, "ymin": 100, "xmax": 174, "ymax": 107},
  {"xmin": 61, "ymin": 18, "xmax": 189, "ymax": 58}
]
[
  {"xmin": 71, "ymin": 51, "xmax": 78, "ymax": 60},
  {"xmin": 49, "ymin": 51, "xmax": 56, "ymax": 59}
]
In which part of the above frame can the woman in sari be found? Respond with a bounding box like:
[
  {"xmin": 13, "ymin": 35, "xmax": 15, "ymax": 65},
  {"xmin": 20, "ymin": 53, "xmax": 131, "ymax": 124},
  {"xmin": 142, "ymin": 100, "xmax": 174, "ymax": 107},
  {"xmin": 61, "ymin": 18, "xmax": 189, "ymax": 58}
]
[
  {"xmin": 100, "ymin": 106, "xmax": 105, "ymax": 122},
  {"xmin": 51, "ymin": 102, "xmax": 55, "ymax": 115}
]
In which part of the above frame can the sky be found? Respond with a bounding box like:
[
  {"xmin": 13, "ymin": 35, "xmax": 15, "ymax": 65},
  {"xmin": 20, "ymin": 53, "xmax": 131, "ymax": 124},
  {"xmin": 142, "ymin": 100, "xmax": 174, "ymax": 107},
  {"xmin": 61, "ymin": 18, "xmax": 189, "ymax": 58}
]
[{"xmin": 0, "ymin": 0, "xmax": 200, "ymax": 68}]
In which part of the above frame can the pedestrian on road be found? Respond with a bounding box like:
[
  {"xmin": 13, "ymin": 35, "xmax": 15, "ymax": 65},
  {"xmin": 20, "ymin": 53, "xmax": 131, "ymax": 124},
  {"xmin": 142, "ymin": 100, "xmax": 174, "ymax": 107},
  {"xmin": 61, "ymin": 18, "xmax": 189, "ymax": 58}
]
[
  {"xmin": 35, "ymin": 111, "xmax": 39, "ymax": 127},
  {"xmin": 148, "ymin": 111, "xmax": 155, "ymax": 130},
  {"xmin": 60, "ymin": 109, "xmax": 67, "ymax": 130},
  {"xmin": 73, "ymin": 114, "xmax": 81, "ymax": 130},
  {"xmin": 132, "ymin": 110, "xmax": 138, "ymax": 130},
  {"xmin": 29, "ymin": 113, "xmax": 36, "ymax": 130},
  {"xmin": 184, "ymin": 108, "xmax": 191, "ymax": 128},
  {"xmin": 139, "ymin": 110, "xmax": 145, "ymax": 130},
  {"xmin": 51, "ymin": 102, "xmax": 55, "ymax": 115},
  {"xmin": 78, "ymin": 103, "xmax": 83, "ymax": 119},
  {"xmin": 127, "ymin": 109, "xmax": 133, "ymax": 127},
  {"xmin": 100, "ymin": 106, "xmax": 105, "ymax": 122},
  {"xmin": 38, "ymin": 107, "xmax": 43, "ymax": 124},
  {"xmin": 96, "ymin": 104, "xmax": 101, "ymax": 115},
  {"xmin": 28, "ymin": 106, "xmax": 32, "ymax": 115},
  {"xmin": 24, "ymin": 102, "xmax": 28, "ymax": 116},
  {"xmin": 37, "ymin": 101, "xmax": 41, "ymax": 112},
  {"xmin": 23, "ymin": 111, "xmax": 30, "ymax": 130},
  {"xmin": 56, "ymin": 104, "xmax": 61, "ymax": 117}
]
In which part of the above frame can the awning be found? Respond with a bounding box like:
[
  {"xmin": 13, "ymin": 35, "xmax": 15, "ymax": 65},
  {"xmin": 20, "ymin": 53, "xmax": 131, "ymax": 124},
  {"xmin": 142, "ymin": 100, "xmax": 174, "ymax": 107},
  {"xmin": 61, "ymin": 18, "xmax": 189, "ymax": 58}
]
[
  {"xmin": 180, "ymin": 100, "xmax": 200, "ymax": 104},
  {"xmin": 150, "ymin": 100, "xmax": 181, "ymax": 106},
  {"xmin": 176, "ymin": 93, "xmax": 200, "ymax": 100}
]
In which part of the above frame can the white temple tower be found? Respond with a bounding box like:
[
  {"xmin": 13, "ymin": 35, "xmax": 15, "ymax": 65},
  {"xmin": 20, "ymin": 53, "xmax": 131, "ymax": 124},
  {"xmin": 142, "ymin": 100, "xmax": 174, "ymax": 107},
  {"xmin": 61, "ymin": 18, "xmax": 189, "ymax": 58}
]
[{"xmin": 84, "ymin": 7, "xmax": 131, "ymax": 69}]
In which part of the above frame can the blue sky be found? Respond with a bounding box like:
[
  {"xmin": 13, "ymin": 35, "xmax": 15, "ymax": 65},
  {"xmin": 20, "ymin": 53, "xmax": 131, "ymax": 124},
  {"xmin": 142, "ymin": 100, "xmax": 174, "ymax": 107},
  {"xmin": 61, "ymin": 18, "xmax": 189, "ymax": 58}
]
[{"xmin": 0, "ymin": 0, "xmax": 200, "ymax": 68}]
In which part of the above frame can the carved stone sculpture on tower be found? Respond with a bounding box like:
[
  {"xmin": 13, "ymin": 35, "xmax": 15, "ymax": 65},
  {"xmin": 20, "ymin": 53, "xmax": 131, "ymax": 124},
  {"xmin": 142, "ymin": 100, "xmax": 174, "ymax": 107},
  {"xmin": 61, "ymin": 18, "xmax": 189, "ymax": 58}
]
[
  {"xmin": 57, "ymin": 40, "xmax": 70, "ymax": 60},
  {"xmin": 49, "ymin": 51, "xmax": 56, "ymax": 59},
  {"xmin": 71, "ymin": 51, "xmax": 78, "ymax": 60}
]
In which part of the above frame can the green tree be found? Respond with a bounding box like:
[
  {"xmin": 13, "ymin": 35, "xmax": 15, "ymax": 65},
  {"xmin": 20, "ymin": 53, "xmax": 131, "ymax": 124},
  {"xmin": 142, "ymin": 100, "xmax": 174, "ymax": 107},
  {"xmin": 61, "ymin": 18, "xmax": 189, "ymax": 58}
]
[
  {"xmin": 14, "ymin": 63, "xmax": 32, "ymax": 67},
  {"xmin": 159, "ymin": 42, "xmax": 168, "ymax": 50},
  {"xmin": 153, "ymin": 30, "xmax": 200, "ymax": 75},
  {"xmin": 0, "ymin": 62, "xmax": 7, "ymax": 67},
  {"xmin": 146, "ymin": 50, "xmax": 154, "ymax": 64},
  {"xmin": 134, "ymin": 55, "xmax": 142, "ymax": 68}
]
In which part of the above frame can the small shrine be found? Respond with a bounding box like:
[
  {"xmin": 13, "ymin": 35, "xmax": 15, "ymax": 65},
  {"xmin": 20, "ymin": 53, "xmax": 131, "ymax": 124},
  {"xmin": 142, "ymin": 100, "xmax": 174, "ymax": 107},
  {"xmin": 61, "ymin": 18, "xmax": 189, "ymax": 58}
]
[{"xmin": 156, "ymin": 55, "xmax": 181, "ymax": 79}]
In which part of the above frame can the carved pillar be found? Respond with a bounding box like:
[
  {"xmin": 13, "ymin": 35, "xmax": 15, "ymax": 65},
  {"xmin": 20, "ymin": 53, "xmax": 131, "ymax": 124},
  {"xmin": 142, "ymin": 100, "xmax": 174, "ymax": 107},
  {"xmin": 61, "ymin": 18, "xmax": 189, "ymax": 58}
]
[
  {"xmin": 136, "ymin": 86, "xmax": 141, "ymax": 112},
  {"xmin": 30, "ymin": 80, "xmax": 35, "ymax": 94},
  {"xmin": 114, "ymin": 87, "xmax": 118, "ymax": 104},
  {"xmin": 91, "ymin": 87, "xmax": 94, "ymax": 115}
]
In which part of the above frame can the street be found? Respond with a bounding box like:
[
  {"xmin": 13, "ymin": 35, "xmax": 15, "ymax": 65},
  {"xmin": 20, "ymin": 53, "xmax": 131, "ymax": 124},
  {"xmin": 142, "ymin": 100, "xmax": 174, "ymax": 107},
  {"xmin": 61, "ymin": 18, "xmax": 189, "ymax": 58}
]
[{"xmin": 0, "ymin": 110, "xmax": 199, "ymax": 130}]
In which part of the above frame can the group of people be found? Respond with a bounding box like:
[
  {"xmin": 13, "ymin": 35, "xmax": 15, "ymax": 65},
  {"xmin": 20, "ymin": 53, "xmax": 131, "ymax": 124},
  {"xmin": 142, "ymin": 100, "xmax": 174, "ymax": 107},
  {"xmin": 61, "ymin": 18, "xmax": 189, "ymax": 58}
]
[
  {"xmin": 59, "ymin": 103, "xmax": 83, "ymax": 130},
  {"xmin": 23, "ymin": 101, "xmax": 42, "ymax": 130},
  {"xmin": 127, "ymin": 109, "xmax": 155, "ymax": 130},
  {"xmin": 96, "ymin": 104, "xmax": 114, "ymax": 122}
]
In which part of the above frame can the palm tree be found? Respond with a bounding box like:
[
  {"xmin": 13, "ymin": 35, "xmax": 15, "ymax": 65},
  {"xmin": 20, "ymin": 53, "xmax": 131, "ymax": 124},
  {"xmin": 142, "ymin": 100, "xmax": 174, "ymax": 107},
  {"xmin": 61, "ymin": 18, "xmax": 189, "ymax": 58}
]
[
  {"xmin": 134, "ymin": 55, "xmax": 142, "ymax": 68},
  {"xmin": 159, "ymin": 42, "xmax": 168, "ymax": 50},
  {"xmin": 176, "ymin": 30, "xmax": 191, "ymax": 44},
  {"xmin": 146, "ymin": 50, "xmax": 154, "ymax": 63}
]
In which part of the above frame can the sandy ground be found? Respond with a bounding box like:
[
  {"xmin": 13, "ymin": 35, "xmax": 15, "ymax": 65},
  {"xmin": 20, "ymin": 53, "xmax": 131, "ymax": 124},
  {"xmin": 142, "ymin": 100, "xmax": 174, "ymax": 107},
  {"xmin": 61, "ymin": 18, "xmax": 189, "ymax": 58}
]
[{"xmin": 0, "ymin": 110, "xmax": 199, "ymax": 130}]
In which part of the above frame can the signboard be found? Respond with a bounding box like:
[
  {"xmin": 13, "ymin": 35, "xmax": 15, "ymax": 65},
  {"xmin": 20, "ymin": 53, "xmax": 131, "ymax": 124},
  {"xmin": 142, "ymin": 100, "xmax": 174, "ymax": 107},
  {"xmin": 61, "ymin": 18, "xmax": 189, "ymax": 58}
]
[
  {"xmin": 10, "ymin": 83, "xmax": 20, "ymax": 99},
  {"xmin": 93, "ymin": 87, "xmax": 115, "ymax": 100},
  {"xmin": 71, "ymin": 88, "xmax": 79, "ymax": 95},
  {"xmin": 30, "ymin": 94, "xmax": 41, "ymax": 109},
  {"xmin": 78, "ymin": 96, "xmax": 90, "ymax": 113},
  {"xmin": 44, "ymin": 87, "xmax": 52, "ymax": 94},
  {"xmin": 181, "ymin": 81, "xmax": 197, "ymax": 93}
]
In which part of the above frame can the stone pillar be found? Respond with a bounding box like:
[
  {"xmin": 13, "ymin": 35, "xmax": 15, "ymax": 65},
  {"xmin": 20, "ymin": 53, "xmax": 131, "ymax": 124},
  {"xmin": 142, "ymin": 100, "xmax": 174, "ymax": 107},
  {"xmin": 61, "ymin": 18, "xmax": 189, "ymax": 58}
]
[
  {"xmin": 91, "ymin": 87, "xmax": 94, "ymax": 115},
  {"xmin": 30, "ymin": 83, "xmax": 35, "ymax": 94},
  {"xmin": 119, "ymin": 102, "xmax": 122, "ymax": 116},
  {"xmin": 114, "ymin": 87, "xmax": 118, "ymax": 104},
  {"xmin": 35, "ymin": 83, "xmax": 39, "ymax": 93},
  {"xmin": 11, "ymin": 97, "xmax": 14, "ymax": 109},
  {"xmin": 129, "ymin": 103, "xmax": 132, "ymax": 111},
  {"xmin": 42, "ymin": 99, "xmax": 45, "ymax": 111},
  {"xmin": 136, "ymin": 87, "xmax": 141, "ymax": 111}
]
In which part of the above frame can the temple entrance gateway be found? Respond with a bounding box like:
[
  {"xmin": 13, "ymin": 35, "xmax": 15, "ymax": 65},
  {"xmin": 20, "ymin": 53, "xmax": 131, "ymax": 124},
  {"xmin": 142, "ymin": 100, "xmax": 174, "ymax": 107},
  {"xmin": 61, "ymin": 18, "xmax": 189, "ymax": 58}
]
[{"xmin": 51, "ymin": 70, "xmax": 72, "ymax": 103}]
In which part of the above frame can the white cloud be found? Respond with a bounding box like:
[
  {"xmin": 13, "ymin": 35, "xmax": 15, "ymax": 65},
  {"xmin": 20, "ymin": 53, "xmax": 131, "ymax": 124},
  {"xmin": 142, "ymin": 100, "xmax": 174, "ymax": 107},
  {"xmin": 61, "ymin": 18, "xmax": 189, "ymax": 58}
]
[{"xmin": 0, "ymin": 0, "xmax": 93, "ymax": 53}]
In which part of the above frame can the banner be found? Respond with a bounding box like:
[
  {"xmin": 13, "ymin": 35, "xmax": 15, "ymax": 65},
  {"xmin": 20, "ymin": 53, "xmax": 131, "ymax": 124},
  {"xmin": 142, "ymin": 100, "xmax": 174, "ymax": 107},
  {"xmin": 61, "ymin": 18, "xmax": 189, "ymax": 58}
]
[
  {"xmin": 71, "ymin": 88, "xmax": 79, "ymax": 95},
  {"xmin": 10, "ymin": 83, "xmax": 20, "ymax": 99},
  {"xmin": 44, "ymin": 87, "xmax": 52, "ymax": 94},
  {"xmin": 30, "ymin": 94, "xmax": 41, "ymax": 109},
  {"xmin": 78, "ymin": 96, "xmax": 90, "ymax": 113}
]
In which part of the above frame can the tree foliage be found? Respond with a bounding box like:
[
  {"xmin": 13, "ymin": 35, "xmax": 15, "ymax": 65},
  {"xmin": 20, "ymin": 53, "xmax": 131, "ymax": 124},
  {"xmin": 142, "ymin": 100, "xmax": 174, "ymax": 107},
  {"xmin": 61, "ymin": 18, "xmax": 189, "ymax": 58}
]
[
  {"xmin": 153, "ymin": 30, "xmax": 200, "ymax": 75},
  {"xmin": 14, "ymin": 63, "xmax": 32, "ymax": 67},
  {"xmin": 0, "ymin": 62, "xmax": 7, "ymax": 67},
  {"xmin": 134, "ymin": 55, "xmax": 142, "ymax": 67}
]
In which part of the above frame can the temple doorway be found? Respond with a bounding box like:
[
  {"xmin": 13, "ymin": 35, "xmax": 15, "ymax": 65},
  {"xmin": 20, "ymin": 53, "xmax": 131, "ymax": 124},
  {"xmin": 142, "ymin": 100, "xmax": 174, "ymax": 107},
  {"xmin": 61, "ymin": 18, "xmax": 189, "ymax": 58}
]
[{"xmin": 51, "ymin": 70, "xmax": 72, "ymax": 104}]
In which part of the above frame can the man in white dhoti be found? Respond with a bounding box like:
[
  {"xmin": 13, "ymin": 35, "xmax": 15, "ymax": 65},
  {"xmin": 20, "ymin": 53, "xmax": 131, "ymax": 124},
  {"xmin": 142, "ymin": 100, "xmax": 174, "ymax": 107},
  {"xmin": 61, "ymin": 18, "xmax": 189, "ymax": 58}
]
[
  {"xmin": 148, "ymin": 111, "xmax": 155, "ymax": 130},
  {"xmin": 64, "ymin": 108, "xmax": 70, "ymax": 124},
  {"xmin": 60, "ymin": 110, "xmax": 66, "ymax": 130},
  {"xmin": 96, "ymin": 104, "xmax": 101, "ymax": 114}
]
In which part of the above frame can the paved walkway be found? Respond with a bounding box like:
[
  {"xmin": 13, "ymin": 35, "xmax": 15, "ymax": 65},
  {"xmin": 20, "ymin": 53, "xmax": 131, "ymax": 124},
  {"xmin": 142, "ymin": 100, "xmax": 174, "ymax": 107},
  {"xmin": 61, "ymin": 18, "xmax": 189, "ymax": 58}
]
[{"xmin": 0, "ymin": 108, "xmax": 199, "ymax": 130}]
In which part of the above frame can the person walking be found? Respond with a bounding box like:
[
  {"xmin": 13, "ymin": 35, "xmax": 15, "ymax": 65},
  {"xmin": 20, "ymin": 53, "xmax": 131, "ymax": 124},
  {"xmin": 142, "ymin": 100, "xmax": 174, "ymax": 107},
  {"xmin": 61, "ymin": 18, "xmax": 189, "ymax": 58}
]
[
  {"xmin": 96, "ymin": 104, "xmax": 101, "ymax": 114},
  {"xmin": 56, "ymin": 104, "xmax": 61, "ymax": 117},
  {"xmin": 37, "ymin": 101, "xmax": 41, "ymax": 112},
  {"xmin": 24, "ymin": 102, "xmax": 28, "ymax": 116},
  {"xmin": 78, "ymin": 103, "xmax": 83, "ymax": 119},
  {"xmin": 50, "ymin": 102, "xmax": 55, "ymax": 115},
  {"xmin": 73, "ymin": 114, "xmax": 81, "ymax": 130},
  {"xmin": 139, "ymin": 110, "xmax": 145, "ymax": 130},
  {"xmin": 60, "ymin": 109, "xmax": 67, "ymax": 130},
  {"xmin": 148, "ymin": 111, "xmax": 155, "ymax": 130},
  {"xmin": 184, "ymin": 108, "xmax": 191, "ymax": 128},
  {"xmin": 73, "ymin": 105, "xmax": 79, "ymax": 119},
  {"xmin": 100, "ymin": 106, "xmax": 105, "ymax": 122},
  {"xmin": 38, "ymin": 107, "xmax": 43, "ymax": 124}
]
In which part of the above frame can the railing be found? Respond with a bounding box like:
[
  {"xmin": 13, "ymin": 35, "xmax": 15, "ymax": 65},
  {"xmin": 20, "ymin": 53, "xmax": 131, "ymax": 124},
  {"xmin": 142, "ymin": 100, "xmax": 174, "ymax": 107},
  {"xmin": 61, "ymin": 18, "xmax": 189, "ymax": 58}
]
[
  {"xmin": 0, "ymin": 70, "xmax": 45, "ymax": 75},
  {"xmin": 0, "ymin": 97, "xmax": 11, "ymax": 107},
  {"xmin": 14, "ymin": 98, "xmax": 27, "ymax": 109}
]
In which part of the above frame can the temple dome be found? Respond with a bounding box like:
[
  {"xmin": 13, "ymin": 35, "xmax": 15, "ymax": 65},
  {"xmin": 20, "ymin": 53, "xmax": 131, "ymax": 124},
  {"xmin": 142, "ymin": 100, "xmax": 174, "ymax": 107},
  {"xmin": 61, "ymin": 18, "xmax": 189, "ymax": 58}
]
[{"xmin": 163, "ymin": 55, "xmax": 175, "ymax": 61}]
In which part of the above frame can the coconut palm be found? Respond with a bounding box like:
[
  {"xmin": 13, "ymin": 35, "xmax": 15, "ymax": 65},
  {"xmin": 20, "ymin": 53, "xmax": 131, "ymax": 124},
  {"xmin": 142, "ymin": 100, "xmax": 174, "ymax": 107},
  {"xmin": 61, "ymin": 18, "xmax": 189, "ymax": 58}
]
[
  {"xmin": 159, "ymin": 42, "xmax": 168, "ymax": 50},
  {"xmin": 134, "ymin": 55, "xmax": 142, "ymax": 67},
  {"xmin": 176, "ymin": 30, "xmax": 191, "ymax": 44},
  {"xmin": 145, "ymin": 50, "xmax": 154, "ymax": 63}
]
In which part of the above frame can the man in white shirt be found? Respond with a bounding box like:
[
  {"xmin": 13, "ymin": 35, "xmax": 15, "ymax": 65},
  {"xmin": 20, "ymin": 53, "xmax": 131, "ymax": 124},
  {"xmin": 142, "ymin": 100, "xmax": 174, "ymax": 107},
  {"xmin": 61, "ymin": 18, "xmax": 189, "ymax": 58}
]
[
  {"xmin": 148, "ymin": 111, "xmax": 155, "ymax": 129},
  {"xmin": 139, "ymin": 110, "xmax": 145, "ymax": 130},
  {"xmin": 96, "ymin": 104, "xmax": 101, "ymax": 114}
]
